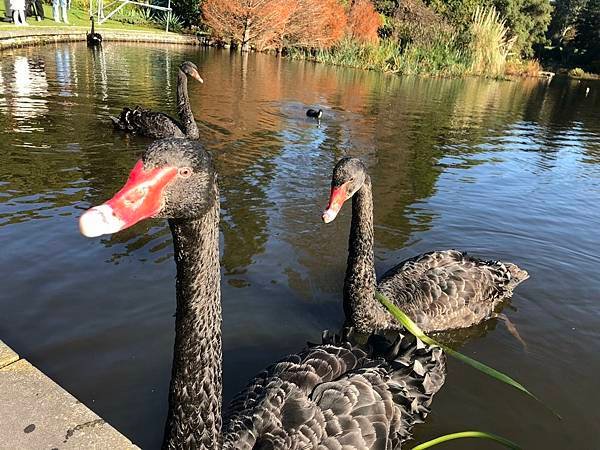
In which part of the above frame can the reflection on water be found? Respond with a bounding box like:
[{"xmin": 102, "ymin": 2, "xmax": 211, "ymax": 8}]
[{"xmin": 0, "ymin": 44, "xmax": 599, "ymax": 449}]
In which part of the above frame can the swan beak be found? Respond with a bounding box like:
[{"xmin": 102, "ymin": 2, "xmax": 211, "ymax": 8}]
[
  {"xmin": 79, "ymin": 160, "xmax": 178, "ymax": 237},
  {"xmin": 191, "ymin": 70, "xmax": 204, "ymax": 83},
  {"xmin": 80, "ymin": 204, "xmax": 125, "ymax": 238},
  {"xmin": 322, "ymin": 185, "xmax": 348, "ymax": 223}
]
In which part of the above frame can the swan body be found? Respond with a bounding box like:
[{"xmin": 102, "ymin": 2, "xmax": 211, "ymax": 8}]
[
  {"xmin": 87, "ymin": 16, "xmax": 102, "ymax": 47},
  {"xmin": 323, "ymin": 157, "xmax": 529, "ymax": 334},
  {"xmin": 80, "ymin": 140, "xmax": 446, "ymax": 449},
  {"xmin": 306, "ymin": 108, "xmax": 323, "ymax": 119},
  {"xmin": 110, "ymin": 61, "xmax": 202, "ymax": 139},
  {"xmin": 110, "ymin": 107, "xmax": 187, "ymax": 139}
]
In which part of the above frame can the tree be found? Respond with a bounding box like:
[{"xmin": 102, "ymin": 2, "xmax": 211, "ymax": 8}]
[
  {"xmin": 546, "ymin": 0, "xmax": 588, "ymax": 46},
  {"xmin": 202, "ymin": 0, "xmax": 346, "ymax": 51},
  {"xmin": 493, "ymin": 0, "xmax": 553, "ymax": 57},
  {"xmin": 573, "ymin": 0, "xmax": 600, "ymax": 70},
  {"xmin": 282, "ymin": 0, "xmax": 347, "ymax": 49},
  {"xmin": 427, "ymin": 0, "xmax": 491, "ymax": 29},
  {"xmin": 202, "ymin": 0, "xmax": 294, "ymax": 51},
  {"xmin": 171, "ymin": 0, "xmax": 203, "ymax": 27},
  {"xmin": 347, "ymin": 0, "xmax": 383, "ymax": 43}
]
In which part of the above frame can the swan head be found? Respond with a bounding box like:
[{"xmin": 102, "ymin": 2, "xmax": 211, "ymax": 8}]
[
  {"xmin": 180, "ymin": 61, "xmax": 203, "ymax": 83},
  {"xmin": 80, "ymin": 138, "xmax": 216, "ymax": 237},
  {"xmin": 322, "ymin": 157, "xmax": 368, "ymax": 223}
]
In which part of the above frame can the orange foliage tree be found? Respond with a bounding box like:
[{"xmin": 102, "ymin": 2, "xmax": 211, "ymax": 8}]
[
  {"xmin": 202, "ymin": 0, "xmax": 347, "ymax": 51},
  {"xmin": 347, "ymin": 0, "xmax": 382, "ymax": 44},
  {"xmin": 282, "ymin": 0, "xmax": 347, "ymax": 49},
  {"xmin": 202, "ymin": 0, "xmax": 294, "ymax": 51}
]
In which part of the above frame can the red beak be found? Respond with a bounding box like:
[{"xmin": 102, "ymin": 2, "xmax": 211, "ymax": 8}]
[
  {"xmin": 79, "ymin": 160, "xmax": 178, "ymax": 237},
  {"xmin": 322, "ymin": 184, "xmax": 349, "ymax": 223}
]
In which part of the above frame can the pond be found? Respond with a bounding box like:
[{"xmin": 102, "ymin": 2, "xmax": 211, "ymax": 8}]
[{"xmin": 0, "ymin": 43, "xmax": 599, "ymax": 449}]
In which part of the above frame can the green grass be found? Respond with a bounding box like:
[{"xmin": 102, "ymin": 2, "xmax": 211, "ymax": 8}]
[
  {"xmin": 0, "ymin": 4, "xmax": 164, "ymax": 31},
  {"xmin": 287, "ymin": 37, "xmax": 469, "ymax": 77},
  {"xmin": 411, "ymin": 431, "xmax": 521, "ymax": 450},
  {"xmin": 375, "ymin": 292, "xmax": 560, "ymax": 418},
  {"xmin": 468, "ymin": 6, "xmax": 514, "ymax": 77}
]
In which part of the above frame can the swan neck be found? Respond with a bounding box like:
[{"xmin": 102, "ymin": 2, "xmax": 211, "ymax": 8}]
[
  {"xmin": 162, "ymin": 184, "xmax": 222, "ymax": 449},
  {"xmin": 344, "ymin": 176, "xmax": 379, "ymax": 331},
  {"xmin": 177, "ymin": 70, "xmax": 199, "ymax": 139}
]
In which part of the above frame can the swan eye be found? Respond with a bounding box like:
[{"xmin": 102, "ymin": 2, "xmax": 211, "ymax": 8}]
[{"xmin": 179, "ymin": 167, "xmax": 192, "ymax": 178}]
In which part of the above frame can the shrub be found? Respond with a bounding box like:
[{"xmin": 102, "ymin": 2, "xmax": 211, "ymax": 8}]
[
  {"xmin": 347, "ymin": 0, "xmax": 383, "ymax": 44},
  {"xmin": 113, "ymin": 5, "xmax": 153, "ymax": 25},
  {"xmin": 157, "ymin": 12, "xmax": 184, "ymax": 32},
  {"xmin": 504, "ymin": 58, "xmax": 541, "ymax": 77},
  {"xmin": 469, "ymin": 6, "xmax": 515, "ymax": 76},
  {"xmin": 568, "ymin": 67, "xmax": 585, "ymax": 78}
]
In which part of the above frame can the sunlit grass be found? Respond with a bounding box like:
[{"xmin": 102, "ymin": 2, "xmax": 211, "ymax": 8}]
[
  {"xmin": 287, "ymin": 37, "xmax": 468, "ymax": 77},
  {"xmin": 376, "ymin": 291, "xmax": 559, "ymax": 418},
  {"xmin": 412, "ymin": 430, "xmax": 521, "ymax": 450},
  {"xmin": 0, "ymin": 4, "xmax": 162, "ymax": 31},
  {"xmin": 468, "ymin": 6, "xmax": 515, "ymax": 76}
]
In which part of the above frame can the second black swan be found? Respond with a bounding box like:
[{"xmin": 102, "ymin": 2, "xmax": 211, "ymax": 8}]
[
  {"xmin": 86, "ymin": 16, "xmax": 102, "ymax": 47},
  {"xmin": 110, "ymin": 61, "xmax": 203, "ymax": 139},
  {"xmin": 322, "ymin": 157, "xmax": 529, "ymax": 334},
  {"xmin": 79, "ymin": 139, "xmax": 446, "ymax": 449}
]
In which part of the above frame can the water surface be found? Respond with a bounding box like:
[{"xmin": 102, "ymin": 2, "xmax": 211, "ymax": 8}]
[{"xmin": 1, "ymin": 43, "xmax": 599, "ymax": 448}]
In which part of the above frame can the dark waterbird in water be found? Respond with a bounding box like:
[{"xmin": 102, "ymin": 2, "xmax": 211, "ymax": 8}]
[
  {"xmin": 306, "ymin": 108, "xmax": 323, "ymax": 119},
  {"xmin": 86, "ymin": 16, "xmax": 102, "ymax": 47},
  {"xmin": 79, "ymin": 139, "xmax": 446, "ymax": 449},
  {"xmin": 322, "ymin": 157, "xmax": 529, "ymax": 334},
  {"xmin": 110, "ymin": 61, "xmax": 203, "ymax": 140}
]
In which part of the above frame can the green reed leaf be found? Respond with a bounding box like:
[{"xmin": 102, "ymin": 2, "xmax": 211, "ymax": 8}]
[
  {"xmin": 375, "ymin": 291, "xmax": 559, "ymax": 418},
  {"xmin": 411, "ymin": 431, "xmax": 521, "ymax": 450}
]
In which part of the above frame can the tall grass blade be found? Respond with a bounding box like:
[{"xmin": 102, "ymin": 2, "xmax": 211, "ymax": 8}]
[
  {"xmin": 375, "ymin": 292, "xmax": 560, "ymax": 418},
  {"xmin": 411, "ymin": 431, "xmax": 521, "ymax": 450}
]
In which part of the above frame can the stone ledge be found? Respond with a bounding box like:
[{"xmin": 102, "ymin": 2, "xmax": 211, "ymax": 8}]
[
  {"xmin": 0, "ymin": 339, "xmax": 19, "ymax": 369},
  {"xmin": 0, "ymin": 27, "xmax": 199, "ymax": 50},
  {"xmin": 0, "ymin": 340, "xmax": 138, "ymax": 449}
]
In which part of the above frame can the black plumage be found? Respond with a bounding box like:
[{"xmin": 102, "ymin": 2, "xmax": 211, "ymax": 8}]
[
  {"xmin": 87, "ymin": 16, "xmax": 102, "ymax": 47},
  {"xmin": 322, "ymin": 157, "xmax": 529, "ymax": 334},
  {"xmin": 110, "ymin": 61, "xmax": 203, "ymax": 140},
  {"xmin": 80, "ymin": 141, "xmax": 446, "ymax": 450},
  {"xmin": 306, "ymin": 108, "xmax": 323, "ymax": 119}
]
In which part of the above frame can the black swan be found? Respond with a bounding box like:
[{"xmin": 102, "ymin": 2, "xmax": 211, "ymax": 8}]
[
  {"xmin": 110, "ymin": 61, "xmax": 203, "ymax": 140},
  {"xmin": 306, "ymin": 108, "xmax": 323, "ymax": 119},
  {"xmin": 79, "ymin": 139, "xmax": 446, "ymax": 449},
  {"xmin": 86, "ymin": 16, "xmax": 102, "ymax": 47},
  {"xmin": 322, "ymin": 157, "xmax": 529, "ymax": 334}
]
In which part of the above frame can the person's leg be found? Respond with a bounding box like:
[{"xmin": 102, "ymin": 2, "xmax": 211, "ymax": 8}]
[
  {"xmin": 60, "ymin": 0, "xmax": 68, "ymax": 23},
  {"xmin": 53, "ymin": 0, "xmax": 60, "ymax": 21},
  {"xmin": 36, "ymin": 0, "xmax": 44, "ymax": 20},
  {"xmin": 18, "ymin": 9, "xmax": 27, "ymax": 24}
]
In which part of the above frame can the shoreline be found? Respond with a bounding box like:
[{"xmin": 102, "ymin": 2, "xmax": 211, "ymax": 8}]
[
  {"xmin": 0, "ymin": 339, "xmax": 138, "ymax": 448},
  {"xmin": 0, "ymin": 27, "xmax": 199, "ymax": 51}
]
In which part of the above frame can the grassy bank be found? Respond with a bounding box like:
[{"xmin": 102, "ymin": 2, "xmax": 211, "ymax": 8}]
[
  {"xmin": 0, "ymin": 4, "xmax": 163, "ymax": 32},
  {"xmin": 285, "ymin": 7, "xmax": 545, "ymax": 79},
  {"xmin": 286, "ymin": 37, "xmax": 470, "ymax": 77}
]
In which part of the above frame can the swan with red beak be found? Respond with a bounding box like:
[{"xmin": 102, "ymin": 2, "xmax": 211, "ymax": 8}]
[
  {"xmin": 80, "ymin": 138, "xmax": 213, "ymax": 238},
  {"xmin": 322, "ymin": 157, "xmax": 368, "ymax": 223}
]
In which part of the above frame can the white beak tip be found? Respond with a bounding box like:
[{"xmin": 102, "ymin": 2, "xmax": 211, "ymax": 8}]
[
  {"xmin": 322, "ymin": 209, "xmax": 338, "ymax": 224},
  {"xmin": 79, "ymin": 205, "xmax": 124, "ymax": 238}
]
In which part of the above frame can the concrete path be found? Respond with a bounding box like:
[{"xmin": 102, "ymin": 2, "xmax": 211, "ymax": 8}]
[{"xmin": 0, "ymin": 339, "xmax": 138, "ymax": 449}]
